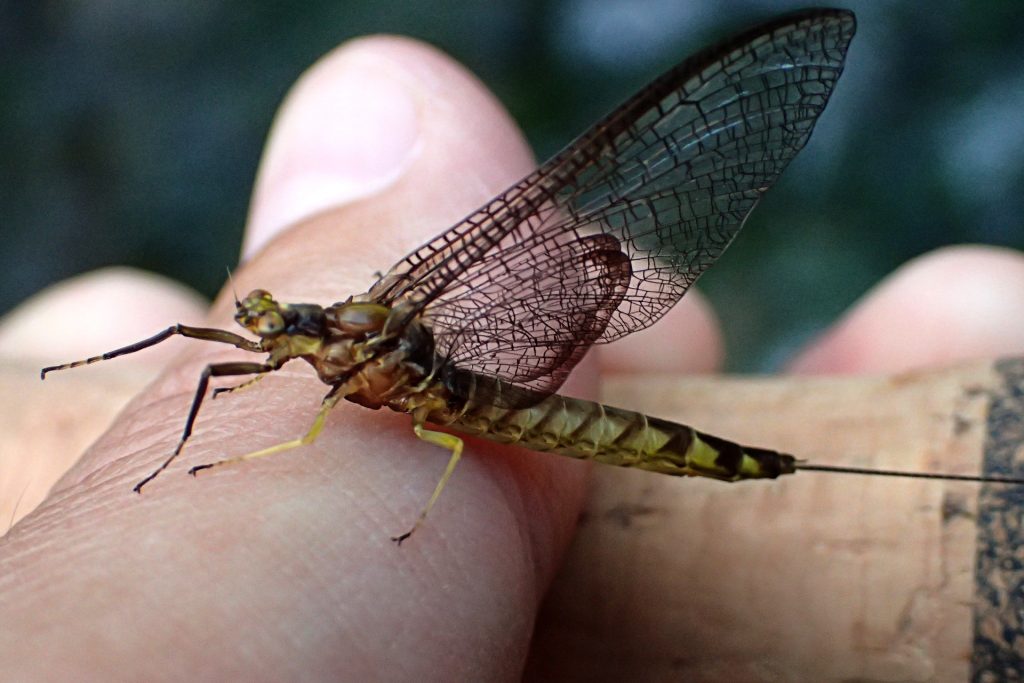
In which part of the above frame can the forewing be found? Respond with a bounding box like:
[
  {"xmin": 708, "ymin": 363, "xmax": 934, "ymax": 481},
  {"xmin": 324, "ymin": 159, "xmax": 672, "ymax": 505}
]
[
  {"xmin": 433, "ymin": 233, "xmax": 631, "ymax": 402},
  {"xmin": 368, "ymin": 9, "xmax": 855, "ymax": 400}
]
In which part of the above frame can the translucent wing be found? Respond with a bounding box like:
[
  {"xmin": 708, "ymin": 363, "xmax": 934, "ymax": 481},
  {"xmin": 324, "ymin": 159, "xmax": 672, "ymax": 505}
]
[
  {"xmin": 432, "ymin": 232, "xmax": 632, "ymax": 397},
  {"xmin": 367, "ymin": 9, "xmax": 855, "ymax": 403}
]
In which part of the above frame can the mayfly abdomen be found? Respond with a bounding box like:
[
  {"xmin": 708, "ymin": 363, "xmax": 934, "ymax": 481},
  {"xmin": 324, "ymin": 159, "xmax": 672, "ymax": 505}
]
[{"xmin": 450, "ymin": 392, "xmax": 796, "ymax": 481}]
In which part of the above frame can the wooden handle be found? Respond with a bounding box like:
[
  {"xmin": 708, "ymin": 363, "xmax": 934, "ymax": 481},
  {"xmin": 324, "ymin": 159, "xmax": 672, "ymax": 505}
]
[{"xmin": 527, "ymin": 357, "xmax": 1024, "ymax": 681}]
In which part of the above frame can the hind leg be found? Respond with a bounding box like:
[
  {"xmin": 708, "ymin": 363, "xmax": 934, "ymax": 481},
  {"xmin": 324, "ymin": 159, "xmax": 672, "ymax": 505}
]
[{"xmin": 391, "ymin": 424, "xmax": 464, "ymax": 545}]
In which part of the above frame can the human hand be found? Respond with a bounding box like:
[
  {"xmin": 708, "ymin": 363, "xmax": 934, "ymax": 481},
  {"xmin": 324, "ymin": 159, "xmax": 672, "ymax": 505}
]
[{"xmin": 3, "ymin": 35, "xmax": 1024, "ymax": 680}]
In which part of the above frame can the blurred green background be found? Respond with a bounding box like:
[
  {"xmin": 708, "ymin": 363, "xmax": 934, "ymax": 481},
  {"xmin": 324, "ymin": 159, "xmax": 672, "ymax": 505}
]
[{"xmin": 4, "ymin": 2, "xmax": 1023, "ymax": 370}]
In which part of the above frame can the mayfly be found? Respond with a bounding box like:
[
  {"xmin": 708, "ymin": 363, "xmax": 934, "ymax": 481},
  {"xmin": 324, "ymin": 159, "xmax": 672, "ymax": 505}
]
[{"xmin": 39, "ymin": 9, "xmax": 1024, "ymax": 543}]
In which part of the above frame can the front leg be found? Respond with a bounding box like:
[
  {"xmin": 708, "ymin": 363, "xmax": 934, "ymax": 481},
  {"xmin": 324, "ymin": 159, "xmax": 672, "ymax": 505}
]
[
  {"xmin": 133, "ymin": 361, "xmax": 277, "ymax": 493},
  {"xmin": 41, "ymin": 324, "xmax": 262, "ymax": 378}
]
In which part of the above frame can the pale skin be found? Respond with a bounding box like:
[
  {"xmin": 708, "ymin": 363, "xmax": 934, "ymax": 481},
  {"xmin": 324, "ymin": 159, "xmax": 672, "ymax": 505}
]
[{"xmin": 2, "ymin": 37, "xmax": 1024, "ymax": 680}]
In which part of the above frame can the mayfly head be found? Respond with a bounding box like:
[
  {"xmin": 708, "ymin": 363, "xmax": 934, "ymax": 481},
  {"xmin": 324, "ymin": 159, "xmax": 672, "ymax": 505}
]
[{"xmin": 235, "ymin": 289, "xmax": 286, "ymax": 338}]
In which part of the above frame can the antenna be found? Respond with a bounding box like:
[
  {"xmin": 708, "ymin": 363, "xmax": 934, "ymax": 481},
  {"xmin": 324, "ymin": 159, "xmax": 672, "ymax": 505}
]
[
  {"xmin": 226, "ymin": 266, "xmax": 240, "ymax": 307},
  {"xmin": 797, "ymin": 462, "xmax": 1024, "ymax": 485}
]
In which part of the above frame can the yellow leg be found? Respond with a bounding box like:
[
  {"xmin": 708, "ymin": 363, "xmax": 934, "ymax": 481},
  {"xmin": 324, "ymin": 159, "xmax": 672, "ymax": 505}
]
[
  {"xmin": 188, "ymin": 389, "xmax": 343, "ymax": 476},
  {"xmin": 391, "ymin": 425, "xmax": 464, "ymax": 545}
]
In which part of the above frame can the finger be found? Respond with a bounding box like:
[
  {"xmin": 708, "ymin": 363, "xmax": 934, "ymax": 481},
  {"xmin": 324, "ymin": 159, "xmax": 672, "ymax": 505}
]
[
  {"xmin": 0, "ymin": 37, "xmax": 584, "ymax": 681},
  {"xmin": 0, "ymin": 268, "xmax": 207, "ymax": 528},
  {"xmin": 789, "ymin": 245, "xmax": 1024, "ymax": 374},
  {"xmin": 244, "ymin": 43, "xmax": 421, "ymax": 259}
]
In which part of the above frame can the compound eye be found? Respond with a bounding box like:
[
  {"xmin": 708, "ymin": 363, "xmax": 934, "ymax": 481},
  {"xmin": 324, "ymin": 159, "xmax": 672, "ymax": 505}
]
[
  {"xmin": 256, "ymin": 311, "xmax": 285, "ymax": 335},
  {"xmin": 244, "ymin": 289, "xmax": 272, "ymax": 303}
]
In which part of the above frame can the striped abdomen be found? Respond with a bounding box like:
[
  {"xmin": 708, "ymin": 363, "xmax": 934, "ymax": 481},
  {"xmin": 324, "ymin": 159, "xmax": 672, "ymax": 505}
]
[{"xmin": 446, "ymin": 392, "xmax": 796, "ymax": 481}]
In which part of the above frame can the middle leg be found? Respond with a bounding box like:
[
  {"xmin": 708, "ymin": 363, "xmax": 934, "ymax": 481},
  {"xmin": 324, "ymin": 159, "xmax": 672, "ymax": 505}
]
[{"xmin": 188, "ymin": 383, "xmax": 348, "ymax": 476}]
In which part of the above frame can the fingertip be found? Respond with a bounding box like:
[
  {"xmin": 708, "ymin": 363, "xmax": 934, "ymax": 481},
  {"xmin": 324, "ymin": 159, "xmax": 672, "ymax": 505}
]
[
  {"xmin": 246, "ymin": 37, "xmax": 420, "ymax": 258},
  {"xmin": 229, "ymin": 36, "xmax": 535, "ymax": 309},
  {"xmin": 789, "ymin": 245, "xmax": 1024, "ymax": 374},
  {"xmin": 1, "ymin": 268, "xmax": 207, "ymax": 366},
  {"xmin": 245, "ymin": 35, "xmax": 532, "ymax": 261}
]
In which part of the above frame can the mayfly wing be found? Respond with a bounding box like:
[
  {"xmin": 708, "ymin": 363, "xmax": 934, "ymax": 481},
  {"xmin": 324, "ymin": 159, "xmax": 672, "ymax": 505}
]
[
  {"xmin": 429, "ymin": 233, "xmax": 634, "ymax": 406},
  {"xmin": 368, "ymin": 9, "xmax": 855, "ymax": 403}
]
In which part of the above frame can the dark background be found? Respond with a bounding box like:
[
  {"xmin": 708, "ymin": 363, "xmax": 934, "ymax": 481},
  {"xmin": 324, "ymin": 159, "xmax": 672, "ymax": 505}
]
[{"xmin": 4, "ymin": 2, "xmax": 1023, "ymax": 370}]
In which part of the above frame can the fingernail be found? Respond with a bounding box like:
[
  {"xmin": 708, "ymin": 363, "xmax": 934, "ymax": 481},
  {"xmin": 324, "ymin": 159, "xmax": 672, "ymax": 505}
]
[{"xmin": 245, "ymin": 46, "xmax": 421, "ymax": 258}]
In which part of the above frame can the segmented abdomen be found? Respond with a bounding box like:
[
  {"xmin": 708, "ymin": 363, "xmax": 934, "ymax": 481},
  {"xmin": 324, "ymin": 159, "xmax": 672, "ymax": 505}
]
[{"xmin": 447, "ymin": 392, "xmax": 796, "ymax": 481}]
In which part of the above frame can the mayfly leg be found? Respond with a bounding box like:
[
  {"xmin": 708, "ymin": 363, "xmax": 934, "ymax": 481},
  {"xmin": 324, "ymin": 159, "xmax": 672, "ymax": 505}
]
[
  {"xmin": 40, "ymin": 325, "xmax": 262, "ymax": 378},
  {"xmin": 392, "ymin": 423, "xmax": 464, "ymax": 545},
  {"xmin": 39, "ymin": 324, "xmax": 275, "ymax": 491},
  {"xmin": 133, "ymin": 360, "xmax": 277, "ymax": 492}
]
